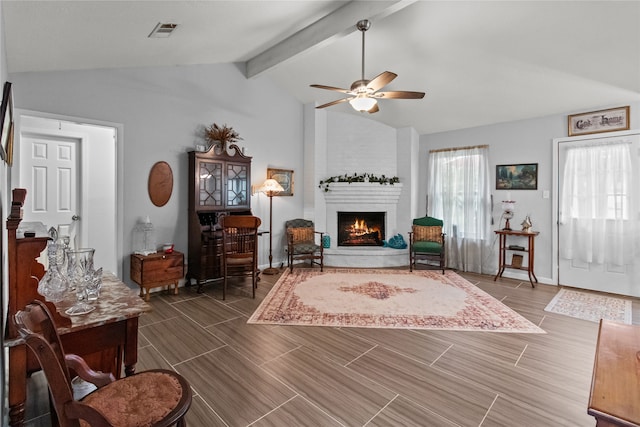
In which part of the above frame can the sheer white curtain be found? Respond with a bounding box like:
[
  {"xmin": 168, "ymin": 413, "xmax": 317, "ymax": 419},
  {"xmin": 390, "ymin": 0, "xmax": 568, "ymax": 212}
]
[
  {"xmin": 560, "ymin": 140, "xmax": 636, "ymax": 265},
  {"xmin": 427, "ymin": 145, "xmax": 492, "ymax": 273}
]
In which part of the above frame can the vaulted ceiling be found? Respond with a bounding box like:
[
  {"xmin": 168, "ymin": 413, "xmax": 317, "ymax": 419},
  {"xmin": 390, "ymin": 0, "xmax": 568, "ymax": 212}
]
[{"xmin": 3, "ymin": 1, "xmax": 639, "ymax": 134}]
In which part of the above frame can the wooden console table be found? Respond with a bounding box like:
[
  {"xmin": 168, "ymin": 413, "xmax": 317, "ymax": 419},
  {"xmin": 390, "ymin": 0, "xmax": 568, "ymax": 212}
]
[
  {"xmin": 5, "ymin": 189, "xmax": 151, "ymax": 426},
  {"xmin": 494, "ymin": 229, "xmax": 539, "ymax": 287},
  {"xmin": 589, "ymin": 319, "xmax": 640, "ymax": 427}
]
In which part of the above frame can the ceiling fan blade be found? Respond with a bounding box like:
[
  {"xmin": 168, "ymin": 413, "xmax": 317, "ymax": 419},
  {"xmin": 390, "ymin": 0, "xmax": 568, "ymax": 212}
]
[
  {"xmin": 310, "ymin": 84, "xmax": 351, "ymax": 94},
  {"xmin": 367, "ymin": 71, "xmax": 397, "ymax": 92},
  {"xmin": 367, "ymin": 103, "xmax": 380, "ymax": 114},
  {"xmin": 316, "ymin": 97, "xmax": 351, "ymax": 109},
  {"xmin": 376, "ymin": 91, "xmax": 425, "ymax": 99}
]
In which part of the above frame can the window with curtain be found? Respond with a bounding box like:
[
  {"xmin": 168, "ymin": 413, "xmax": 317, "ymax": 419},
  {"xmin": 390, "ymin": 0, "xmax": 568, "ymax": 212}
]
[
  {"xmin": 560, "ymin": 140, "xmax": 636, "ymax": 265},
  {"xmin": 427, "ymin": 145, "xmax": 491, "ymax": 273}
]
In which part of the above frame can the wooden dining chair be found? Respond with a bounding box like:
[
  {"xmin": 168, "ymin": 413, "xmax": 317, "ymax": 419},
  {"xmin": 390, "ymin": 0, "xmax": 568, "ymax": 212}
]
[
  {"xmin": 14, "ymin": 300, "xmax": 192, "ymax": 427},
  {"xmin": 220, "ymin": 215, "xmax": 262, "ymax": 300}
]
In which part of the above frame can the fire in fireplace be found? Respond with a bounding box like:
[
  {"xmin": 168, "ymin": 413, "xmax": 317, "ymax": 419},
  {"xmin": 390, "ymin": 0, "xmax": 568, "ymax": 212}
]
[{"xmin": 337, "ymin": 211, "xmax": 385, "ymax": 246}]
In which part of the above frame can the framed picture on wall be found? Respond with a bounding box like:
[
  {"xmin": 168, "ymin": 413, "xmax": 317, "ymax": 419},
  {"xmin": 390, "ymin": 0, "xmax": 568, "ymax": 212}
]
[
  {"xmin": 0, "ymin": 82, "xmax": 13, "ymax": 164},
  {"xmin": 568, "ymin": 106, "xmax": 630, "ymax": 136},
  {"xmin": 496, "ymin": 163, "xmax": 538, "ymax": 190},
  {"xmin": 267, "ymin": 168, "xmax": 294, "ymax": 196}
]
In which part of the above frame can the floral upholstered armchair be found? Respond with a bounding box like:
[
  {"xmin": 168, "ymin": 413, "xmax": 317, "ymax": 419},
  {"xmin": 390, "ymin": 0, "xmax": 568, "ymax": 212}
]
[{"xmin": 285, "ymin": 219, "xmax": 324, "ymax": 272}]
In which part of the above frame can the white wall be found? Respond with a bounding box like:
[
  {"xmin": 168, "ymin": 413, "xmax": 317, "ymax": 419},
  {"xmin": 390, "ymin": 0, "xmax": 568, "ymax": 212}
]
[
  {"xmin": 421, "ymin": 101, "xmax": 640, "ymax": 283},
  {"xmin": 326, "ymin": 111, "xmax": 397, "ymax": 177},
  {"xmin": 9, "ymin": 63, "xmax": 305, "ymax": 284}
]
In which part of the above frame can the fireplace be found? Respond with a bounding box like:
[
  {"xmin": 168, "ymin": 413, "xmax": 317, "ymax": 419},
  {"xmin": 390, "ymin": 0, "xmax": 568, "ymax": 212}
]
[
  {"xmin": 337, "ymin": 211, "xmax": 385, "ymax": 246},
  {"xmin": 321, "ymin": 182, "xmax": 405, "ymax": 267}
]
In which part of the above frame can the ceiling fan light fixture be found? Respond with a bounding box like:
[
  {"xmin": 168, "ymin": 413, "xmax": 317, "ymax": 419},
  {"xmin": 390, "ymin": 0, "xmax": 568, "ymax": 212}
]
[
  {"xmin": 310, "ymin": 19, "xmax": 424, "ymax": 113},
  {"xmin": 350, "ymin": 95, "xmax": 377, "ymax": 112}
]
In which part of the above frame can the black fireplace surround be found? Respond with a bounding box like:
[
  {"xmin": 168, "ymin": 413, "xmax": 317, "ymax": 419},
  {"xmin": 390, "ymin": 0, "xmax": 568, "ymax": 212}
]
[{"xmin": 337, "ymin": 211, "xmax": 385, "ymax": 246}]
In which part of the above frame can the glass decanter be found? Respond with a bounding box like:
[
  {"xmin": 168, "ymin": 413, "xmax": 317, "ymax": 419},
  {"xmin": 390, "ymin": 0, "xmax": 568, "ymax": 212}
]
[
  {"xmin": 37, "ymin": 241, "xmax": 69, "ymax": 303},
  {"xmin": 56, "ymin": 235, "xmax": 71, "ymax": 272}
]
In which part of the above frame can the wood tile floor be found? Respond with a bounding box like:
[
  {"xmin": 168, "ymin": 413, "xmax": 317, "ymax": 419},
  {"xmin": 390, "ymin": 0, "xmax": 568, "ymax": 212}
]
[{"xmin": 24, "ymin": 269, "xmax": 640, "ymax": 426}]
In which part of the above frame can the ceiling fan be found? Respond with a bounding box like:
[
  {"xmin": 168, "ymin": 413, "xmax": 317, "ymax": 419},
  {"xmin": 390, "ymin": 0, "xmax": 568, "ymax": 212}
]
[{"xmin": 310, "ymin": 19, "xmax": 425, "ymax": 114}]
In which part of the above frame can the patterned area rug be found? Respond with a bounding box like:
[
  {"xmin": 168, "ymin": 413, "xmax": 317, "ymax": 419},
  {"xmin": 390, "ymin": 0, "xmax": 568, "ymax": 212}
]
[
  {"xmin": 248, "ymin": 269, "xmax": 545, "ymax": 333},
  {"xmin": 544, "ymin": 288, "xmax": 632, "ymax": 324}
]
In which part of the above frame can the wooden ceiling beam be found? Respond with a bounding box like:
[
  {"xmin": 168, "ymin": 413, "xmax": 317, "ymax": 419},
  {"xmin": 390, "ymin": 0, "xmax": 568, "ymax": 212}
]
[{"xmin": 245, "ymin": 0, "xmax": 417, "ymax": 78}]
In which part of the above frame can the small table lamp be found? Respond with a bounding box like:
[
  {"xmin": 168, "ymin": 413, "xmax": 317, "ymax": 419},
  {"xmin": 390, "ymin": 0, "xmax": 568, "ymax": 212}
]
[
  {"xmin": 260, "ymin": 178, "xmax": 284, "ymax": 274},
  {"xmin": 502, "ymin": 200, "xmax": 515, "ymax": 231}
]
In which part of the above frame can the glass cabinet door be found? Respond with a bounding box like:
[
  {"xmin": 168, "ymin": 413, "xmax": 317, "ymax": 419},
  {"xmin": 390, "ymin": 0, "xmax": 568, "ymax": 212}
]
[
  {"xmin": 198, "ymin": 160, "xmax": 223, "ymax": 207},
  {"xmin": 226, "ymin": 162, "xmax": 249, "ymax": 208}
]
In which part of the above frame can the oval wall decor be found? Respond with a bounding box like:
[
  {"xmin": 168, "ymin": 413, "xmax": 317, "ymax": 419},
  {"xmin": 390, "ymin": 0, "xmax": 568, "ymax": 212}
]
[{"xmin": 148, "ymin": 161, "xmax": 173, "ymax": 207}]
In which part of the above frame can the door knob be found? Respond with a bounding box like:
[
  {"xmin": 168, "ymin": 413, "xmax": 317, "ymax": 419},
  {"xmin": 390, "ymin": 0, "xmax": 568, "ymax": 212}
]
[{"xmin": 72, "ymin": 215, "xmax": 81, "ymax": 221}]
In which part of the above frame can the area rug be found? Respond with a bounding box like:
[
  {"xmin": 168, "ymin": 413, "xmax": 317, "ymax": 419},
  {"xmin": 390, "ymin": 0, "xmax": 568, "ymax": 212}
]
[
  {"xmin": 248, "ymin": 269, "xmax": 545, "ymax": 333},
  {"xmin": 544, "ymin": 288, "xmax": 632, "ymax": 324}
]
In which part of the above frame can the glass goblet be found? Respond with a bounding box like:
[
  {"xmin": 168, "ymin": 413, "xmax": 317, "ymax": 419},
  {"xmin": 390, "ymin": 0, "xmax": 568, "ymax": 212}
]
[{"xmin": 65, "ymin": 248, "xmax": 96, "ymax": 315}]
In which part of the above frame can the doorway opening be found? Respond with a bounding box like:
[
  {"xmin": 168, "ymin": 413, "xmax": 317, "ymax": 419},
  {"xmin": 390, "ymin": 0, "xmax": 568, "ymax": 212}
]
[{"xmin": 13, "ymin": 110, "xmax": 123, "ymax": 277}]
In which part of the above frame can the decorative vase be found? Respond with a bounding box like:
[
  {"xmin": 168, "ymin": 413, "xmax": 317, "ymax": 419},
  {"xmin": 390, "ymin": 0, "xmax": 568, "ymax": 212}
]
[
  {"xmin": 322, "ymin": 235, "xmax": 331, "ymax": 248},
  {"xmin": 37, "ymin": 241, "xmax": 69, "ymax": 303}
]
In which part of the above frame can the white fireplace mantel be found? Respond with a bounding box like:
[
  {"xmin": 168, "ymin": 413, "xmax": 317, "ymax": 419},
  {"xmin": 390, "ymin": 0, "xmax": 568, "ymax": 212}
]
[{"xmin": 322, "ymin": 182, "xmax": 403, "ymax": 204}]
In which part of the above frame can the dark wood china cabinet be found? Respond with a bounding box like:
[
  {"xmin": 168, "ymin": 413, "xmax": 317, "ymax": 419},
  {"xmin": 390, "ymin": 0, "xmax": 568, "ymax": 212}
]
[{"xmin": 186, "ymin": 143, "xmax": 252, "ymax": 292}]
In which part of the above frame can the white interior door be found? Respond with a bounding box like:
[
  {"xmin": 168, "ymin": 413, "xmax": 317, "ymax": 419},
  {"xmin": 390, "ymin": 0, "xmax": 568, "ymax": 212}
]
[
  {"xmin": 20, "ymin": 132, "xmax": 81, "ymax": 246},
  {"xmin": 14, "ymin": 113, "xmax": 120, "ymax": 276},
  {"xmin": 557, "ymin": 133, "xmax": 640, "ymax": 297}
]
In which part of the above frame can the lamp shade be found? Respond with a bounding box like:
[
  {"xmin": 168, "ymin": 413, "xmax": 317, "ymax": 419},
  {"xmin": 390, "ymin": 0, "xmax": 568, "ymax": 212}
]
[
  {"xmin": 260, "ymin": 178, "xmax": 284, "ymax": 195},
  {"xmin": 349, "ymin": 95, "xmax": 377, "ymax": 112}
]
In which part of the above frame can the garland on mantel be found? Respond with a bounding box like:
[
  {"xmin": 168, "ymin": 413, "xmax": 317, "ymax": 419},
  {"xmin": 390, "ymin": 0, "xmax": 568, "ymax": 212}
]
[{"xmin": 318, "ymin": 173, "xmax": 400, "ymax": 192}]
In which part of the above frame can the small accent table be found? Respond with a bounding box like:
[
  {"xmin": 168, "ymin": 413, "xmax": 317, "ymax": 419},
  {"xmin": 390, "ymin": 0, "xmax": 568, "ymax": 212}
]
[
  {"xmin": 130, "ymin": 251, "xmax": 185, "ymax": 301},
  {"xmin": 494, "ymin": 230, "xmax": 539, "ymax": 287}
]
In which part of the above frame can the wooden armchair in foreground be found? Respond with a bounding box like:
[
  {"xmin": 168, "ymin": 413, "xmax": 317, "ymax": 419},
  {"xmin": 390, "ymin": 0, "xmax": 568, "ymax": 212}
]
[{"xmin": 14, "ymin": 300, "xmax": 192, "ymax": 427}]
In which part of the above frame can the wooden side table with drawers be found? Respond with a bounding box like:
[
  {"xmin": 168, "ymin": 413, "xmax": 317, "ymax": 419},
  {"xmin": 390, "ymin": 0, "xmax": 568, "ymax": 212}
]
[{"xmin": 130, "ymin": 251, "xmax": 184, "ymax": 301}]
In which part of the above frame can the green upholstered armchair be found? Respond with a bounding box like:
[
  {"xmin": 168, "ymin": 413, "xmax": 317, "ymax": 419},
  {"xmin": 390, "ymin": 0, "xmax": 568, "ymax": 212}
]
[
  {"xmin": 408, "ymin": 216, "xmax": 446, "ymax": 273},
  {"xmin": 285, "ymin": 219, "xmax": 324, "ymax": 272}
]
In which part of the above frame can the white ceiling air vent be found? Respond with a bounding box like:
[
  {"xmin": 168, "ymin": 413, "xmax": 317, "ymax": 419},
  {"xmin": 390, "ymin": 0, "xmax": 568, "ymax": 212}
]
[{"xmin": 148, "ymin": 22, "xmax": 178, "ymax": 38}]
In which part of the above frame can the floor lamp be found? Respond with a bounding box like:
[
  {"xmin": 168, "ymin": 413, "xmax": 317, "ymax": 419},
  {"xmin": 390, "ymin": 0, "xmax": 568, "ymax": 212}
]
[{"xmin": 260, "ymin": 178, "xmax": 284, "ymax": 275}]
